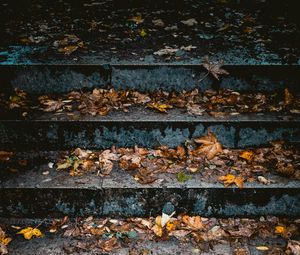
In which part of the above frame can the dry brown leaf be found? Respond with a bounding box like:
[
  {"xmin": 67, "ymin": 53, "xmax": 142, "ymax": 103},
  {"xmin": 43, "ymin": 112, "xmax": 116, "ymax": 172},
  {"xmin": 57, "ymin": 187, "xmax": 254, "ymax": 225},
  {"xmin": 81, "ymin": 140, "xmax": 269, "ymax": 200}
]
[
  {"xmin": 285, "ymin": 88, "xmax": 294, "ymax": 105},
  {"xmin": 218, "ymin": 174, "xmax": 244, "ymax": 188},
  {"xmin": 287, "ymin": 240, "xmax": 300, "ymax": 255},
  {"xmin": 0, "ymin": 151, "xmax": 13, "ymax": 162},
  {"xmin": 182, "ymin": 215, "xmax": 204, "ymax": 230},
  {"xmin": 193, "ymin": 130, "xmax": 223, "ymax": 159},
  {"xmin": 99, "ymin": 237, "xmax": 120, "ymax": 252},
  {"xmin": 202, "ymin": 57, "xmax": 229, "ymax": 80}
]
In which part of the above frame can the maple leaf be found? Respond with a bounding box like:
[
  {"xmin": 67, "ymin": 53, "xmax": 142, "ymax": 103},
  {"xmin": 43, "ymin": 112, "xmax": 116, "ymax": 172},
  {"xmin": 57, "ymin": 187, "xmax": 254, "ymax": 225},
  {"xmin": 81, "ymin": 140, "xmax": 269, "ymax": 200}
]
[
  {"xmin": 182, "ymin": 215, "xmax": 204, "ymax": 230},
  {"xmin": 202, "ymin": 57, "xmax": 229, "ymax": 80},
  {"xmin": 146, "ymin": 102, "xmax": 173, "ymax": 113},
  {"xmin": 17, "ymin": 227, "xmax": 42, "ymax": 240},
  {"xmin": 193, "ymin": 130, "xmax": 223, "ymax": 159},
  {"xmin": 218, "ymin": 174, "xmax": 244, "ymax": 188}
]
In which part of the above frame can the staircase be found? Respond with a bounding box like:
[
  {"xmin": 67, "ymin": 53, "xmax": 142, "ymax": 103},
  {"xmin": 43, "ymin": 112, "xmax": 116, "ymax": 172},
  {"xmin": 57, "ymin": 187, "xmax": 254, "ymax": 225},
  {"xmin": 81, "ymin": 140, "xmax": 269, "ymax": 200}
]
[{"xmin": 0, "ymin": 0, "xmax": 300, "ymax": 254}]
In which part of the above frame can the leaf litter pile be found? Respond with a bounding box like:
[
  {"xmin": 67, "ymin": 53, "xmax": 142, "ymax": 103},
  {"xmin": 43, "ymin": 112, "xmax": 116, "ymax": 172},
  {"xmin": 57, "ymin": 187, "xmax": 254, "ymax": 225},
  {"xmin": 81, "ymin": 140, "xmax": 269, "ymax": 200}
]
[
  {"xmin": 1, "ymin": 131, "xmax": 299, "ymax": 187},
  {"xmin": 1, "ymin": 215, "xmax": 300, "ymax": 254},
  {"xmin": 0, "ymin": 87, "xmax": 300, "ymax": 119}
]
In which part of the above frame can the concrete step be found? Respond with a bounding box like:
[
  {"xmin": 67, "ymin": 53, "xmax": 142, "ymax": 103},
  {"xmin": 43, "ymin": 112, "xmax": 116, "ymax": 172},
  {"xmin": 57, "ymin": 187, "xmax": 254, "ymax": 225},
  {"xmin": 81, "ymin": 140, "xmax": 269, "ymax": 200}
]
[
  {"xmin": 0, "ymin": 65, "xmax": 299, "ymax": 94},
  {"xmin": 0, "ymin": 110, "xmax": 299, "ymax": 150},
  {"xmin": 0, "ymin": 0, "xmax": 299, "ymax": 65},
  {"xmin": 0, "ymin": 150, "xmax": 299, "ymax": 218},
  {"xmin": 0, "ymin": 217, "xmax": 296, "ymax": 255}
]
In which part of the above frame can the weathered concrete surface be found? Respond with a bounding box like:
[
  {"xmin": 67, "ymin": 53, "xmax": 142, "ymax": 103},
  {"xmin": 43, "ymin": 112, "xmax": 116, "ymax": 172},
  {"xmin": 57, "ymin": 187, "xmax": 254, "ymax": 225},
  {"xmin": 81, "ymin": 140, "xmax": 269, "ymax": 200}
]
[
  {"xmin": 0, "ymin": 117, "xmax": 299, "ymax": 150},
  {"xmin": 1, "ymin": 163, "xmax": 300, "ymax": 218},
  {"xmin": 1, "ymin": 232, "xmax": 288, "ymax": 255},
  {"xmin": 0, "ymin": 65, "xmax": 299, "ymax": 94}
]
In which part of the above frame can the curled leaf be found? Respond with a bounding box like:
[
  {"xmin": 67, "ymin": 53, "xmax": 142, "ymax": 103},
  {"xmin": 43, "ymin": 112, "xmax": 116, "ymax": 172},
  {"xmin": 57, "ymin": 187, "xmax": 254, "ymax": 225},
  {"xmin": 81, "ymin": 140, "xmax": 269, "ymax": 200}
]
[{"xmin": 146, "ymin": 102, "xmax": 173, "ymax": 113}]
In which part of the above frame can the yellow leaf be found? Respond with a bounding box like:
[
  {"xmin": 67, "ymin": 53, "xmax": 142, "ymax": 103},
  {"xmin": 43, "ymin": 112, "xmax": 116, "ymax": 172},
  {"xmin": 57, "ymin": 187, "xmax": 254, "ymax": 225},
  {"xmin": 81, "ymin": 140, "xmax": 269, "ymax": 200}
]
[
  {"xmin": 56, "ymin": 160, "xmax": 72, "ymax": 170},
  {"xmin": 218, "ymin": 174, "xmax": 244, "ymax": 188},
  {"xmin": 166, "ymin": 221, "xmax": 177, "ymax": 232},
  {"xmin": 128, "ymin": 16, "xmax": 144, "ymax": 24},
  {"xmin": 17, "ymin": 227, "xmax": 42, "ymax": 240},
  {"xmin": 1, "ymin": 237, "xmax": 11, "ymax": 246},
  {"xmin": 146, "ymin": 102, "xmax": 173, "ymax": 113},
  {"xmin": 140, "ymin": 29, "xmax": 147, "ymax": 37},
  {"xmin": 239, "ymin": 150, "xmax": 254, "ymax": 161}
]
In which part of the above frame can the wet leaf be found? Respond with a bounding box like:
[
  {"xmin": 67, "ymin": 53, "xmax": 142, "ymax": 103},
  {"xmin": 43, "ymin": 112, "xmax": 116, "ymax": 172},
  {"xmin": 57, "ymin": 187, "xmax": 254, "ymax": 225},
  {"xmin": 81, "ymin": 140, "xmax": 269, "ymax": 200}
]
[
  {"xmin": 193, "ymin": 130, "xmax": 223, "ymax": 159},
  {"xmin": 17, "ymin": 227, "xmax": 42, "ymax": 240},
  {"xmin": 140, "ymin": 29, "xmax": 147, "ymax": 37},
  {"xmin": 218, "ymin": 174, "xmax": 244, "ymax": 188}
]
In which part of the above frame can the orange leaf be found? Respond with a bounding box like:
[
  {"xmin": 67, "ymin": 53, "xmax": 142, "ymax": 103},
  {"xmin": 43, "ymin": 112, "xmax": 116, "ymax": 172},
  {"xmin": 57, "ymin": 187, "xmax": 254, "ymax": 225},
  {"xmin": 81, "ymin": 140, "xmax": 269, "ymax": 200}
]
[
  {"xmin": 218, "ymin": 174, "xmax": 244, "ymax": 188},
  {"xmin": 239, "ymin": 150, "xmax": 254, "ymax": 161}
]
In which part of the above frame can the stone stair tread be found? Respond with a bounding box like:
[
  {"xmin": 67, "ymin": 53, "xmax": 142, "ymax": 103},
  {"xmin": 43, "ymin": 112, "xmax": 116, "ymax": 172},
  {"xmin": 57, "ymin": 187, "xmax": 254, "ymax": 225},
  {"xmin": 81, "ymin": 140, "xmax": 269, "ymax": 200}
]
[
  {"xmin": 1, "ymin": 151, "xmax": 299, "ymax": 189},
  {"xmin": 0, "ymin": 217, "xmax": 293, "ymax": 255},
  {"xmin": 1, "ymin": 0, "xmax": 299, "ymax": 65},
  {"xmin": 2, "ymin": 107, "xmax": 300, "ymax": 123}
]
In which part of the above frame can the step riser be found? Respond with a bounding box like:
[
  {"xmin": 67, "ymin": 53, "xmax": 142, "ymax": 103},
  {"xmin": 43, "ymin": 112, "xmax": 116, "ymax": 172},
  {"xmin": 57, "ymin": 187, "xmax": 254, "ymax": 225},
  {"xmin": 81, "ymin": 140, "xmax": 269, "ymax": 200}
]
[
  {"xmin": 1, "ymin": 188, "xmax": 299, "ymax": 218},
  {"xmin": 0, "ymin": 121, "xmax": 299, "ymax": 150},
  {"xmin": 0, "ymin": 65, "xmax": 299, "ymax": 94}
]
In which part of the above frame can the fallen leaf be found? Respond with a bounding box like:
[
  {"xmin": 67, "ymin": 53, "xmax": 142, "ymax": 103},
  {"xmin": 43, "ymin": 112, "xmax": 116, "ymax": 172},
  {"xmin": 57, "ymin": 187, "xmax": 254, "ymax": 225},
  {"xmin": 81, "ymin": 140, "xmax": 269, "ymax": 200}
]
[
  {"xmin": 128, "ymin": 16, "xmax": 144, "ymax": 24},
  {"xmin": 285, "ymin": 88, "xmax": 294, "ymax": 105},
  {"xmin": 193, "ymin": 130, "xmax": 223, "ymax": 159},
  {"xmin": 239, "ymin": 150, "xmax": 254, "ymax": 161},
  {"xmin": 182, "ymin": 216, "xmax": 204, "ymax": 230},
  {"xmin": 152, "ymin": 19, "xmax": 165, "ymax": 27},
  {"xmin": 218, "ymin": 174, "xmax": 244, "ymax": 188},
  {"xmin": 146, "ymin": 102, "xmax": 173, "ymax": 113},
  {"xmin": 153, "ymin": 47, "xmax": 178, "ymax": 56},
  {"xmin": 0, "ymin": 151, "xmax": 13, "ymax": 161},
  {"xmin": 17, "ymin": 227, "xmax": 42, "ymax": 240},
  {"xmin": 256, "ymin": 246, "xmax": 269, "ymax": 251},
  {"xmin": 99, "ymin": 237, "xmax": 120, "ymax": 252},
  {"xmin": 58, "ymin": 45, "xmax": 79, "ymax": 55},
  {"xmin": 177, "ymin": 171, "xmax": 192, "ymax": 182},
  {"xmin": 202, "ymin": 57, "xmax": 229, "ymax": 80},
  {"xmin": 181, "ymin": 18, "xmax": 198, "ymax": 26},
  {"xmin": 287, "ymin": 240, "xmax": 300, "ymax": 254},
  {"xmin": 140, "ymin": 29, "xmax": 147, "ymax": 37}
]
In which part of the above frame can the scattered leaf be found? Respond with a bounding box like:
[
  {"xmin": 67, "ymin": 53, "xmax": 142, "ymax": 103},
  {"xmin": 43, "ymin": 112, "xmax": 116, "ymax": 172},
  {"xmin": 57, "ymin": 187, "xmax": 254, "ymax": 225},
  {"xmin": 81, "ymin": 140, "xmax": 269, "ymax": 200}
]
[
  {"xmin": 181, "ymin": 18, "xmax": 198, "ymax": 26},
  {"xmin": 146, "ymin": 102, "xmax": 173, "ymax": 113},
  {"xmin": 239, "ymin": 150, "xmax": 254, "ymax": 161},
  {"xmin": 218, "ymin": 174, "xmax": 244, "ymax": 188},
  {"xmin": 193, "ymin": 130, "xmax": 223, "ymax": 159},
  {"xmin": 202, "ymin": 57, "xmax": 229, "ymax": 80},
  {"xmin": 177, "ymin": 171, "xmax": 192, "ymax": 182},
  {"xmin": 17, "ymin": 227, "xmax": 42, "ymax": 240}
]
